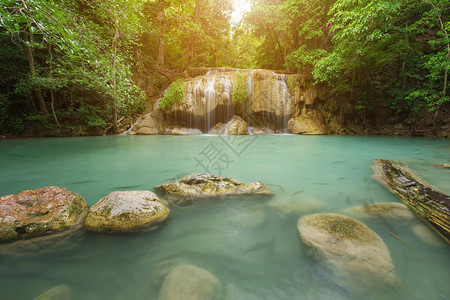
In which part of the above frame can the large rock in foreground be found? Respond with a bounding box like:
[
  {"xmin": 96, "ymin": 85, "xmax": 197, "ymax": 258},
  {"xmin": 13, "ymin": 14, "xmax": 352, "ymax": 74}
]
[
  {"xmin": 84, "ymin": 191, "xmax": 170, "ymax": 233},
  {"xmin": 159, "ymin": 264, "xmax": 223, "ymax": 300},
  {"xmin": 297, "ymin": 213, "xmax": 398, "ymax": 288},
  {"xmin": 0, "ymin": 187, "xmax": 88, "ymax": 242},
  {"xmin": 288, "ymin": 110, "xmax": 330, "ymax": 135},
  {"xmin": 154, "ymin": 173, "xmax": 274, "ymax": 203}
]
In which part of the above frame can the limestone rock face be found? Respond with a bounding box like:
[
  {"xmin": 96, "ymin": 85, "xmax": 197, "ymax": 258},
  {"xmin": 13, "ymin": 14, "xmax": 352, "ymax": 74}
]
[
  {"xmin": 0, "ymin": 187, "xmax": 88, "ymax": 242},
  {"xmin": 297, "ymin": 213, "xmax": 398, "ymax": 287},
  {"xmin": 154, "ymin": 173, "xmax": 274, "ymax": 202},
  {"xmin": 341, "ymin": 202, "xmax": 416, "ymax": 220},
  {"xmin": 288, "ymin": 110, "xmax": 330, "ymax": 135},
  {"xmin": 164, "ymin": 127, "xmax": 202, "ymax": 135},
  {"xmin": 226, "ymin": 115, "xmax": 248, "ymax": 135},
  {"xmin": 158, "ymin": 264, "xmax": 223, "ymax": 300},
  {"xmin": 209, "ymin": 123, "xmax": 227, "ymax": 135},
  {"xmin": 84, "ymin": 191, "xmax": 170, "ymax": 233},
  {"xmin": 132, "ymin": 114, "xmax": 158, "ymax": 135}
]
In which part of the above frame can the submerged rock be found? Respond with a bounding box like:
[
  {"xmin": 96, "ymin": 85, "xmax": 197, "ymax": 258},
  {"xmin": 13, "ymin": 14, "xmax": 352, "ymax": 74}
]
[
  {"xmin": 412, "ymin": 224, "xmax": 444, "ymax": 247},
  {"xmin": 158, "ymin": 264, "xmax": 223, "ymax": 300},
  {"xmin": 297, "ymin": 213, "xmax": 398, "ymax": 288},
  {"xmin": 341, "ymin": 202, "xmax": 416, "ymax": 220},
  {"xmin": 34, "ymin": 284, "xmax": 72, "ymax": 300},
  {"xmin": 288, "ymin": 110, "xmax": 330, "ymax": 135},
  {"xmin": 226, "ymin": 115, "xmax": 248, "ymax": 135},
  {"xmin": 84, "ymin": 191, "xmax": 170, "ymax": 233},
  {"xmin": 0, "ymin": 187, "xmax": 88, "ymax": 242},
  {"xmin": 154, "ymin": 173, "xmax": 274, "ymax": 202},
  {"xmin": 267, "ymin": 196, "xmax": 324, "ymax": 214}
]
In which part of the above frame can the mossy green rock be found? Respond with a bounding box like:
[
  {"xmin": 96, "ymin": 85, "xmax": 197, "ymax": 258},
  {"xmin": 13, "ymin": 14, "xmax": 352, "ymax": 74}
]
[
  {"xmin": 84, "ymin": 191, "xmax": 170, "ymax": 233},
  {"xmin": 154, "ymin": 173, "xmax": 274, "ymax": 202},
  {"xmin": 297, "ymin": 213, "xmax": 398, "ymax": 288},
  {"xmin": 0, "ymin": 186, "xmax": 88, "ymax": 242}
]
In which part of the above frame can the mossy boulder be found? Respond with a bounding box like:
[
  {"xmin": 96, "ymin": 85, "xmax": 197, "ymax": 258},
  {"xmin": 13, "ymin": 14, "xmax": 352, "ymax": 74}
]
[
  {"xmin": 158, "ymin": 264, "xmax": 223, "ymax": 300},
  {"xmin": 154, "ymin": 173, "xmax": 274, "ymax": 203},
  {"xmin": 297, "ymin": 213, "xmax": 398, "ymax": 288},
  {"xmin": 84, "ymin": 191, "xmax": 170, "ymax": 233},
  {"xmin": 341, "ymin": 202, "xmax": 416, "ymax": 220},
  {"xmin": 0, "ymin": 186, "xmax": 88, "ymax": 242}
]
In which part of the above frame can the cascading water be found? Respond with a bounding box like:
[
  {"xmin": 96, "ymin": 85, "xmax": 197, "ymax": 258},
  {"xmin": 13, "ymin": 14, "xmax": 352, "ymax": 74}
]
[{"xmin": 148, "ymin": 68, "xmax": 302, "ymax": 134}]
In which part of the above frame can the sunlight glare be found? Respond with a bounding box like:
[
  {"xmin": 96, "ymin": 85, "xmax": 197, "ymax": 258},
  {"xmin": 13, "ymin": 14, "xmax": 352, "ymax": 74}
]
[{"xmin": 231, "ymin": 0, "xmax": 252, "ymax": 25}]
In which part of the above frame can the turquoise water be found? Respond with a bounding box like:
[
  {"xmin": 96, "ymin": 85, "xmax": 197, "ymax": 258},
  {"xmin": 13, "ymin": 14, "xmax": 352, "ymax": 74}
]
[{"xmin": 0, "ymin": 135, "xmax": 449, "ymax": 299}]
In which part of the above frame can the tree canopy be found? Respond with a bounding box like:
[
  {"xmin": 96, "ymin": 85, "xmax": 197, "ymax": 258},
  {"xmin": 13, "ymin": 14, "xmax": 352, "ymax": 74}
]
[{"xmin": 0, "ymin": 0, "xmax": 448, "ymax": 135}]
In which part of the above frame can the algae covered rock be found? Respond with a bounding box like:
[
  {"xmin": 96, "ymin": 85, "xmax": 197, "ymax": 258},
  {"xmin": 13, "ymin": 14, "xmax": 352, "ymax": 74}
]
[
  {"xmin": 154, "ymin": 173, "xmax": 274, "ymax": 202},
  {"xmin": 0, "ymin": 186, "xmax": 88, "ymax": 242},
  {"xmin": 341, "ymin": 202, "xmax": 416, "ymax": 220},
  {"xmin": 84, "ymin": 191, "xmax": 170, "ymax": 233},
  {"xmin": 159, "ymin": 264, "xmax": 223, "ymax": 300},
  {"xmin": 297, "ymin": 213, "xmax": 398, "ymax": 288}
]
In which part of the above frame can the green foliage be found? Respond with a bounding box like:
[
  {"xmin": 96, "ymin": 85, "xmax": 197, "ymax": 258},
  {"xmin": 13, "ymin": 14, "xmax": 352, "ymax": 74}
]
[
  {"xmin": 232, "ymin": 72, "xmax": 247, "ymax": 104},
  {"xmin": 158, "ymin": 78, "xmax": 185, "ymax": 110}
]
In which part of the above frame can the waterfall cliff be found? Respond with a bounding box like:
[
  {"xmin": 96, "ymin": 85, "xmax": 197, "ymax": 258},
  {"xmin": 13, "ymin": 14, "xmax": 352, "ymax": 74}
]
[{"xmin": 128, "ymin": 68, "xmax": 330, "ymax": 135}]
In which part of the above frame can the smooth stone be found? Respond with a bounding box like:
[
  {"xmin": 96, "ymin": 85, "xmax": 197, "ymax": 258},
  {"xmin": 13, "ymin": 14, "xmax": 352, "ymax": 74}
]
[
  {"xmin": 154, "ymin": 173, "xmax": 274, "ymax": 203},
  {"xmin": 84, "ymin": 191, "xmax": 170, "ymax": 233},
  {"xmin": 341, "ymin": 202, "xmax": 416, "ymax": 220},
  {"xmin": 158, "ymin": 264, "xmax": 223, "ymax": 300},
  {"xmin": 0, "ymin": 186, "xmax": 88, "ymax": 242},
  {"xmin": 249, "ymin": 127, "xmax": 274, "ymax": 135},
  {"xmin": 297, "ymin": 213, "xmax": 399, "ymax": 288},
  {"xmin": 34, "ymin": 284, "xmax": 72, "ymax": 300},
  {"xmin": 267, "ymin": 196, "xmax": 324, "ymax": 214},
  {"xmin": 412, "ymin": 224, "xmax": 444, "ymax": 247},
  {"xmin": 232, "ymin": 209, "xmax": 267, "ymax": 228}
]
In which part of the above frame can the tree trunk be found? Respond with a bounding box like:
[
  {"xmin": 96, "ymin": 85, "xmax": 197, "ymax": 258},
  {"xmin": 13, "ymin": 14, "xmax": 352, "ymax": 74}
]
[
  {"xmin": 372, "ymin": 159, "xmax": 450, "ymax": 244},
  {"xmin": 111, "ymin": 24, "xmax": 120, "ymax": 133},
  {"xmin": 181, "ymin": 1, "xmax": 199, "ymax": 71},
  {"xmin": 156, "ymin": 10, "xmax": 166, "ymax": 68},
  {"xmin": 48, "ymin": 44, "xmax": 60, "ymax": 127},
  {"xmin": 22, "ymin": 32, "xmax": 48, "ymax": 114}
]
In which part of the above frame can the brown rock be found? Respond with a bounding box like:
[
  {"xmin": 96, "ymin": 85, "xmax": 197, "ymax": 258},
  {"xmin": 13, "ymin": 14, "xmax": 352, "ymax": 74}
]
[
  {"xmin": 226, "ymin": 115, "xmax": 248, "ymax": 135},
  {"xmin": 288, "ymin": 110, "xmax": 330, "ymax": 135},
  {"xmin": 0, "ymin": 187, "xmax": 88, "ymax": 242}
]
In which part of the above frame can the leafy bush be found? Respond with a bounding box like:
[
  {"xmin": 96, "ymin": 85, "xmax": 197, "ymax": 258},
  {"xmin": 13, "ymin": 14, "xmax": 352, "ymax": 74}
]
[
  {"xmin": 158, "ymin": 78, "xmax": 185, "ymax": 110},
  {"xmin": 232, "ymin": 71, "xmax": 247, "ymax": 104}
]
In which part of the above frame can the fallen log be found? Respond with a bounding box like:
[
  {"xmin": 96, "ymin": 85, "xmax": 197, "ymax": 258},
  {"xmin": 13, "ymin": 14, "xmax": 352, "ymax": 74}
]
[{"xmin": 371, "ymin": 159, "xmax": 450, "ymax": 244}]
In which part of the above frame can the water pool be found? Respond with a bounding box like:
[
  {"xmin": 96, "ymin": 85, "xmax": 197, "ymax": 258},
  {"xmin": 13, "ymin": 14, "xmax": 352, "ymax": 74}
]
[{"xmin": 0, "ymin": 135, "xmax": 449, "ymax": 299}]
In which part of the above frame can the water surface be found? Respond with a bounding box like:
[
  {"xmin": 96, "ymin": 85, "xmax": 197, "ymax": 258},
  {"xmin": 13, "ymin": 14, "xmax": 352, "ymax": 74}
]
[{"xmin": 0, "ymin": 135, "xmax": 449, "ymax": 299}]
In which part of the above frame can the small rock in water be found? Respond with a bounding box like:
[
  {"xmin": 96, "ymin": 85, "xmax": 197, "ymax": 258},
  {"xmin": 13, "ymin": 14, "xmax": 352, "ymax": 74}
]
[
  {"xmin": 84, "ymin": 190, "xmax": 170, "ymax": 233},
  {"xmin": 154, "ymin": 173, "xmax": 274, "ymax": 203},
  {"xmin": 412, "ymin": 224, "xmax": 444, "ymax": 247},
  {"xmin": 158, "ymin": 264, "xmax": 223, "ymax": 300},
  {"xmin": 226, "ymin": 115, "xmax": 248, "ymax": 135},
  {"xmin": 341, "ymin": 202, "xmax": 416, "ymax": 220},
  {"xmin": 34, "ymin": 284, "xmax": 72, "ymax": 300},
  {"xmin": 297, "ymin": 213, "xmax": 399, "ymax": 289},
  {"xmin": 0, "ymin": 186, "xmax": 88, "ymax": 242}
]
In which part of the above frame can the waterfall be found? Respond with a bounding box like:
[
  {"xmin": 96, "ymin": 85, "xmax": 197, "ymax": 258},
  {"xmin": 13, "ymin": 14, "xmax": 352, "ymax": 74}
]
[{"xmin": 154, "ymin": 68, "xmax": 294, "ymax": 134}]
